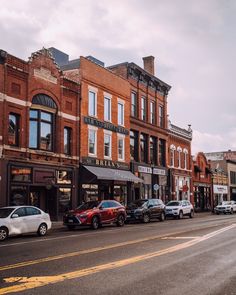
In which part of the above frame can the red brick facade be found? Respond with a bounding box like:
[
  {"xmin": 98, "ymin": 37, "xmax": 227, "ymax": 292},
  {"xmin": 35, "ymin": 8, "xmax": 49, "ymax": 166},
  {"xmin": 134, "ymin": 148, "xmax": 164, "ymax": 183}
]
[{"xmin": 0, "ymin": 48, "xmax": 80, "ymax": 219}]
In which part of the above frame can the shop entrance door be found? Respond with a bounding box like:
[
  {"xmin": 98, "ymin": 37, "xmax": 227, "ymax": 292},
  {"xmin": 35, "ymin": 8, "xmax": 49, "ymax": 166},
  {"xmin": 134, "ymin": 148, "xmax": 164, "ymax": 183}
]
[{"xmin": 46, "ymin": 187, "xmax": 58, "ymax": 220}]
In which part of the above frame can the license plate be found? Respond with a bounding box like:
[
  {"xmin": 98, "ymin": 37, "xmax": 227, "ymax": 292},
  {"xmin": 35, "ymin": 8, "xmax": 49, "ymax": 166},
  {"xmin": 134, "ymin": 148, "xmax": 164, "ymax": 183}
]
[
  {"xmin": 127, "ymin": 215, "xmax": 131, "ymax": 218},
  {"xmin": 68, "ymin": 219, "xmax": 73, "ymax": 223}
]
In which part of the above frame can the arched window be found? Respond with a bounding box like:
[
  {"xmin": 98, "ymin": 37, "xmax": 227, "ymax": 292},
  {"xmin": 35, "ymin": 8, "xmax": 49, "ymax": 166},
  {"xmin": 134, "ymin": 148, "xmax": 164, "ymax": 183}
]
[
  {"xmin": 29, "ymin": 94, "xmax": 57, "ymax": 151},
  {"xmin": 177, "ymin": 147, "xmax": 182, "ymax": 168},
  {"xmin": 183, "ymin": 149, "xmax": 188, "ymax": 169}
]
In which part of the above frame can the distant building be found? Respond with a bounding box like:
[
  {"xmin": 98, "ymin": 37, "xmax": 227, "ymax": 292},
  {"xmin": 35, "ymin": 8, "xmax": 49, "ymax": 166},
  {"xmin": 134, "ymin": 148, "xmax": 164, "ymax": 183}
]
[
  {"xmin": 192, "ymin": 153, "xmax": 212, "ymax": 211},
  {"xmin": 167, "ymin": 121, "xmax": 193, "ymax": 203},
  {"xmin": 205, "ymin": 151, "xmax": 236, "ymax": 202}
]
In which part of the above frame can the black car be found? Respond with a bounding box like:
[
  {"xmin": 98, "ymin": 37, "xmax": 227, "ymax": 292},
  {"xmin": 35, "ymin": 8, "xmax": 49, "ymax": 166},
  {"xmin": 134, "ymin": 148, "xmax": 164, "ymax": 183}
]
[{"xmin": 126, "ymin": 199, "xmax": 165, "ymax": 223}]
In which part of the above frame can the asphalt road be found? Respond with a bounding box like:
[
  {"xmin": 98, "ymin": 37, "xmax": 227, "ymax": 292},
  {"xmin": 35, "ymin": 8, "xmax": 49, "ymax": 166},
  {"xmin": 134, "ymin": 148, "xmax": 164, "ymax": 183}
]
[{"xmin": 1, "ymin": 213, "xmax": 236, "ymax": 295}]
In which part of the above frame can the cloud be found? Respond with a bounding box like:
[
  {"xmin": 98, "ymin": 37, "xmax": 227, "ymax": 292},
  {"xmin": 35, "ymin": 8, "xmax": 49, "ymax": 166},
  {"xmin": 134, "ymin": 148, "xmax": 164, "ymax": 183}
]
[{"xmin": 0, "ymin": 0, "xmax": 236, "ymax": 154}]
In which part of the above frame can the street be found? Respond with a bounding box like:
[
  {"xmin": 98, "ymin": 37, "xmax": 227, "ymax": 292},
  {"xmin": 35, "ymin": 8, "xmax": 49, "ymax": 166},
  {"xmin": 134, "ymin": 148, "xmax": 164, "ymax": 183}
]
[{"xmin": 1, "ymin": 213, "xmax": 236, "ymax": 294}]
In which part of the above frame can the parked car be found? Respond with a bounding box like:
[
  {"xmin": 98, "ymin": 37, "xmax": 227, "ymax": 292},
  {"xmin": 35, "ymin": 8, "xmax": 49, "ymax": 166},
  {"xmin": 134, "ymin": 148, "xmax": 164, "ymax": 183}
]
[
  {"xmin": 126, "ymin": 199, "xmax": 165, "ymax": 223},
  {"xmin": 165, "ymin": 200, "xmax": 194, "ymax": 219},
  {"xmin": 0, "ymin": 206, "xmax": 52, "ymax": 241},
  {"xmin": 63, "ymin": 200, "xmax": 126, "ymax": 230},
  {"xmin": 214, "ymin": 201, "xmax": 236, "ymax": 215}
]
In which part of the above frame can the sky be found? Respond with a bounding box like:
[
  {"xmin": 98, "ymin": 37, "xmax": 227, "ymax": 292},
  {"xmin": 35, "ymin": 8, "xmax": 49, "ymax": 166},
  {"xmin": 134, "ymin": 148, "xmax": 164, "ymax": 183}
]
[{"xmin": 1, "ymin": 0, "xmax": 236, "ymax": 154}]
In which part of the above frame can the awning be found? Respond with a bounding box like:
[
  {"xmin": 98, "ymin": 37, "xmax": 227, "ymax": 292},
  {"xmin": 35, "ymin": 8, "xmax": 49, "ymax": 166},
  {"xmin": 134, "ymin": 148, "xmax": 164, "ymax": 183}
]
[{"xmin": 83, "ymin": 166, "xmax": 143, "ymax": 183}]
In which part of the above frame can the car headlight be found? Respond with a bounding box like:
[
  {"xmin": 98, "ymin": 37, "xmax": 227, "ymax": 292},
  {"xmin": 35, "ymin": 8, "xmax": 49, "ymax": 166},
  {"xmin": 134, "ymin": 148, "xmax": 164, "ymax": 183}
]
[{"xmin": 79, "ymin": 213, "xmax": 88, "ymax": 218}]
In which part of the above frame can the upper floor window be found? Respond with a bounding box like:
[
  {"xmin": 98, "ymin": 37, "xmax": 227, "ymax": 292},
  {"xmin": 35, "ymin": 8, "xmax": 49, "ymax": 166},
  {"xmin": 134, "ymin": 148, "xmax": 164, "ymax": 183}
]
[
  {"xmin": 150, "ymin": 136, "xmax": 157, "ymax": 165},
  {"xmin": 104, "ymin": 96, "xmax": 111, "ymax": 121},
  {"xmin": 8, "ymin": 113, "xmax": 20, "ymax": 146},
  {"xmin": 89, "ymin": 91, "xmax": 97, "ymax": 117},
  {"xmin": 141, "ymin": 97, "xmax": 147, "ymax": 121},
  {"xmin": 104, "ymin": 133, "xmax": 112, "ymax": 158},
  {"xmin": 177, "ymin": 147, "xmax": 182, "ymax": 168},
  {"xmin": 170, "ymin": 144, "xmax": 176, "ymax": 167},
  {"xmin": 183, "ymin": 149, "xmax": 188, "ymax": 169},
  {"xmin": 130, "ymin": 130, "xmax": 138, "ymax": 161},
  {"xmin": 29, "ymin": 110, "xmax": 53, "ymax": 151},
  {"xmin": 230, "ymin": 171, "xmax": 236, "ymax": 185},
  {"xmin": 140, "ymin": 133, "xmax": 147, "ymax": 163},
  {"xmin": 64, "ymin": 127, "xmax": 72, "ymax": 155},
  {"xmin": 118, "ymin": 102, "xmax": 124, "ymax": 126},
  {"xmin": 118, "ymin": 136, "xmax": 125, "ymax": 161},
  {"xmin": 158, "ymin": 139, "xmax": 165, "ymax": 166},
  {"xmin": 88, "ymin": 129, "xmax": 97, "ymax": 156},
  {"xmin": 131, "ymin": 92, "xmax": 137, "ymax": 117},
  {"xmin": 159, "ymin": 105, "xmax": 164, "ymax": 128},
  {"xmin": 150, "ymin": 101, "xmax": 156, "ymax": 124}
]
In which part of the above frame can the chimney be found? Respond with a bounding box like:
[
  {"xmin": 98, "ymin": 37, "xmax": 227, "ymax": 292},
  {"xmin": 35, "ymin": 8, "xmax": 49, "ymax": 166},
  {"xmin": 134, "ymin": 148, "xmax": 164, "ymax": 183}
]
[{"xmin": 142, "ymin": 56, "xmax": 155, "ymax": 75}]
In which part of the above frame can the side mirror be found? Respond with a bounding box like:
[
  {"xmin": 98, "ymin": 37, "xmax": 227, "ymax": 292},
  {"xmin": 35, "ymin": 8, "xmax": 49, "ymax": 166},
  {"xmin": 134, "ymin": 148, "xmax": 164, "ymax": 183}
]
[
  {"xmin": 11, "ymin": 214, "xmax": 19, "ymax": 218},
  {"xmin": 99, "ymin": 206, "xmax": 104, "ymax": 210}
]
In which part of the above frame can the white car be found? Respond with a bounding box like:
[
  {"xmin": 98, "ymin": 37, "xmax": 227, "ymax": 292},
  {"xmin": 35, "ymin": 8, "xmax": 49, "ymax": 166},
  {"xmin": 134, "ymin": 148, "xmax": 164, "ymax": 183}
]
[
  {"xmin": 214, "ymin": 201, "xmax": 236, "ymax": 215},
  {"xmin": 165, "ymin": 200, "xmax": 194, "ymax": 219},
  {"xmin": 0, "ymin": 206, "xmax": 52, "ymax": 241}
]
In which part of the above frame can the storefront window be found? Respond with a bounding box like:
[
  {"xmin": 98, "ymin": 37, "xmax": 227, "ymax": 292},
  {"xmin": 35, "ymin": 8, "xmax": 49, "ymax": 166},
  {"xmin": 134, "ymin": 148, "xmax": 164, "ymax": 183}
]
[
  {"xmin": 58, "ymin": 188, "xmax": 71, "ymax": 213},
  {"xmin": 56, "ymin": 170, "xmax": 72, "ymax": 184},
  {"xmin": 114, "ymin": 185, "xmax": 127, "ymax": 205},
  {"xmin": 10, "ymin": 186, "xmax": 27, "ymax": 206},
  {"xmin": 11, "ymin": 167, "xmax": 32, "ymax": 182},
  {"xmin": 82, "ymin": 184, "xmax": 98, "ymax": 201}
]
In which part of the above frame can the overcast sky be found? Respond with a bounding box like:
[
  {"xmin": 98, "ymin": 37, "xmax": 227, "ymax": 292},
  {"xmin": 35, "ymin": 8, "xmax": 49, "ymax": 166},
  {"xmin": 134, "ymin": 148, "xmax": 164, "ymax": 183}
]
[{"xmin": 1, "ymin": 0, "xmax": 236, "ymax": 154}]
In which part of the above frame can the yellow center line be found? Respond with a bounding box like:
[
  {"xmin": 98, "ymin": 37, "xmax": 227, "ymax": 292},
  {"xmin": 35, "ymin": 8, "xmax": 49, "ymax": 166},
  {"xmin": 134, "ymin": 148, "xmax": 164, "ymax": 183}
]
[
  {"xmin": 0, "ymin": 231, "xmax": 200, "ymax": 272},
  {"xmin": 0, "ymin": 224, "xmax": 235, "ymax": 295}
]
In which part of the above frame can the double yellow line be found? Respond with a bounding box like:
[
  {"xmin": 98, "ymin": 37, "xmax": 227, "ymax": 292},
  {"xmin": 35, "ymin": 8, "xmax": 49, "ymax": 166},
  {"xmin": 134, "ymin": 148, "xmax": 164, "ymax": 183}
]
[{"xmin": 0, "ymin": 224, "xmax": 235, "ymax": 294}]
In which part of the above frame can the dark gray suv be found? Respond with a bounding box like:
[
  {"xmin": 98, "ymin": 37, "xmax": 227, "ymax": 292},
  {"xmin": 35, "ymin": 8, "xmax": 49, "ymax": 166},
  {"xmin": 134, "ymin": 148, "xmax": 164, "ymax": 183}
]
[{"xmin": 126, "ymin": 199, "xmax": 165, "ymax": 223}]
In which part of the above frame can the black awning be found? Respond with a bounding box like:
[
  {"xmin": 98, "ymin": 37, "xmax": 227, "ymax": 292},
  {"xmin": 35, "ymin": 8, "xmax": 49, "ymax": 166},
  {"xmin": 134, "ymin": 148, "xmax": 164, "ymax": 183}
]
[{"xmin": 83, "ymin": 166, "xmax": 143, "ymax": 183}]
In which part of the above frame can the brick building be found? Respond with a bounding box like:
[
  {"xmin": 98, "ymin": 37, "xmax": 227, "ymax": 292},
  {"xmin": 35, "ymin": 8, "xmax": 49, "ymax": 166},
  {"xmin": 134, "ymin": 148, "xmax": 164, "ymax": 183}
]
[
  {"xmin": 51, "ymin": 49, "xmax": 142, "ymax": 204},
  {"xmin": 205, "ymin": 151, "xmax": 236, "ymax": 204},
  {"xmin": 192, "ymin": 152, "xmax": 212, "ymax": 211},
  {"xmin": 109, "ymin": 56, "xmax": 171, "ymax": 203},
  {"xmin": 167, "ymin": 120, "xmax": 193, "ymax": 203},
  {"xmin": 0, "ymin": 48, "xmax": 80, "ymax": 220}
]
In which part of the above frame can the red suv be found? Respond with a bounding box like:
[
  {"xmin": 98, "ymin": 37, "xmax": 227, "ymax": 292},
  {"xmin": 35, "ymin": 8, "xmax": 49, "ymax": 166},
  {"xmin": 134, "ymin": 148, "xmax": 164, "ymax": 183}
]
[{"xmin": 63, "ymin": 200, "xmax": 126, "ymax": 230}]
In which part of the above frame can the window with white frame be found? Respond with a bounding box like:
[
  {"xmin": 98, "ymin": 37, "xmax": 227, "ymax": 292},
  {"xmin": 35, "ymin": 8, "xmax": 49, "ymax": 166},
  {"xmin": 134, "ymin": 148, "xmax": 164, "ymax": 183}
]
[
  {"xmin": 118, "ymin": 102, "xmax": 124, "ymax": 125},
  {"xmin": 141, "ymin": 97, "xmax": 147, "ymax": 121},
  {"xmin": 170, "ymin": 145, "xmax": 176, "ymax": 167},
  {"xmin": 150, "ymin": 101, "xmax": 156, "ymax": 124},
  {"xmin": 88, "ymin": 129, "xmax": 97, "ymax": 155},
  {"xmin": 118, "ymin": 136, "xmax": 125, "ymax": 161},
  {"xmin": 89, "ymin": 90, "xmax": 97, "ymax": 117},
  {"xmin": 104, "ymin": 133, "xmax": 112, "ymax": 158},
  {"xmin": 177, "ymin": 147, "xmax": 182, "ymax": 168},
  {"xmin": 104, "ymin": 96, "xmax": 111, "ymax": 121},
  {"xmin": 183, "ymin": 149, "xmax": 188, "ymax": 169}
]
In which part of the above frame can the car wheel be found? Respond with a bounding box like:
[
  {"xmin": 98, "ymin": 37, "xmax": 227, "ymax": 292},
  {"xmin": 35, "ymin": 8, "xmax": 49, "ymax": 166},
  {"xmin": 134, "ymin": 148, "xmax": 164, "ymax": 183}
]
[
  {"xmin": 159, "ymin": 212, "xmax": 165, "ymax": 222},
  {"xmin": 216, "ymin": 212, "xmax": 220, "ymax": 215},
  {"xmin": 178, "ymin": 211, "xmax": 183, "ymax": 219},
  {"xmin": 37, "ymin": 223, "xmax": 47, "ymax": 236},
  {"xmin": 0, "ymin": 227, "xmax": 8, "ymax": 241},
  {"xmin": 91, "ymin": 216, "xmax": 99, "ymax": 230},
  {"xmin": 116, "ymin": 214, "xmax": 125, "ymax": 227},
  {"xmin": 67, "ymin": 225, "xmax": 75, "ymax": 230},
  {"xmin": 189, "ymin": 210, "xmax": 194, "ymax": 218},
  {"xmin": 143, "ymin": 214, "xmax": 150, "ymax": 223}
]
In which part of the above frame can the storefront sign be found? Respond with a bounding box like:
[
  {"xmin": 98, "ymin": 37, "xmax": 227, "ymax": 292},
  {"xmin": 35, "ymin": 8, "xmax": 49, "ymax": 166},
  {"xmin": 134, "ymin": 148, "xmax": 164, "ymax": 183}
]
[
  {"xmin": 213, "ymin": 185, "xmax": 228, "ymax": 194},
  {"xmin": 11, "ymin": 167, "xmax": 32, "ymax": 182},
  {"xmin": 84, "ymin": 116, "xmax": 129, "ymax": 135},
  {"xmin": 138, "ymin": 166, "xmax": 152, "ymax": 174},
  {"xmin": 153, "ymin": 168, "xmax": 167, "ymax": 176},
  {"xmin": 82, "ymin": 157, "xmax": 129, "ymax": 170}
]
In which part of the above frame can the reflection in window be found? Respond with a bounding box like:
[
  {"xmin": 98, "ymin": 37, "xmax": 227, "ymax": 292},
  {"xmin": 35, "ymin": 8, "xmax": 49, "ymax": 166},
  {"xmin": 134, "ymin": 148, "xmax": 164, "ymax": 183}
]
[
  {"xmin": 29, "ymin": 110, "xmax": 53, "ymax": 151},
  {"xmin": 8, "ymin": 113, "xmax": 20, "ymax": 146},
  {"xmin": 141, "ymin": 97, "xmax": 146, "ymax": 121},
  {"xmin": 140, "ymin": 133, "xmax": 147, "ymax": 163},
  {"xmin": 10, "ymin": 186, "xmax": 27, "ymax": 206},
  {"xmin": 150, "ymin": 136, "xmax": 157, "ymax": 165},
  {"xmin": 150, "ymin": 101, "xmax": 156, "ymax": 124},
  {"xmin": 89, "ymin": 91, "xmax": 96, "ymax": 116},
  {"xmin": 88, "ymin": 129, "xmax": 96, "ymax": 155},
  {"xmin": 118, "ymin": 137, "xmax": 124, "ymax": 160},
  {"xmin": 159, "ymin": 105, "xmax": 164, "ymax": 127},
  {"xmin": 158, "ymin": 139, "xmax": 165, "ymax": 166},
  {"xmin": 59, "ymin": 188, "xmax": 71, "ymax": 213},
  {"xmin": 104, "ymin": 133, "xmax": 111, "ymax": 158},
  {"xmin": 118, "ymin": 102, "xmax": 124, "ymax": 125},
  {"xmin": 11, "ymin": 167, "xmax": 31, "ymax": 182},
  {"xmin": 64, "ymin": 127, "xmax": 72, "ymax": 155},
  {"xmin": 131, "ymin": 92, "xmax": 137, "ymax": 117},
  {"xmin": 104, "ymin": 96, "xmax": 111, "ymax": 121},
  {"xmin": 130, "ymin": 130, "xmax": 138, "ymax": 161}
]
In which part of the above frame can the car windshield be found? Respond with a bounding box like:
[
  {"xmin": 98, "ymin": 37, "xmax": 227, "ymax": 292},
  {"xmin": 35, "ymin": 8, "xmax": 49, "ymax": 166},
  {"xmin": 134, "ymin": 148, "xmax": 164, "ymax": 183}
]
[
  {"xmin": 129, "ymin": 200, "xmax": 147, "ymax": 208},
  {"xmin": 0, "ymin": 208, "xmax": 15, "ymax": 218},
  {"xmin": 166, "ymin": 201, "xmax": 181, "ymax": 206},
  {"xmin": 77, "ymin": 201, "xmax": 100, "ymax": 210},
  {"xmin": 219, "ymin": 201, "xmax": 231, "ymax": 205}
]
